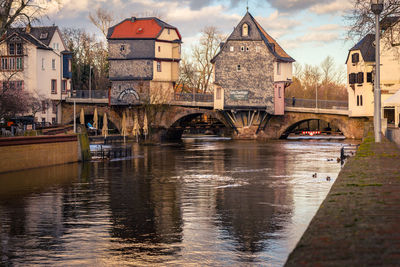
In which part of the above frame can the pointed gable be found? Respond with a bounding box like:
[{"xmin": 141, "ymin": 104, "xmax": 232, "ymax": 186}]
[{"xmin": 212, "ymin": 12, "xmax": 294, "ymax": 63}]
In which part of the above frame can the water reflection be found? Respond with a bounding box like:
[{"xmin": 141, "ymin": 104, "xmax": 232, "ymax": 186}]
[{"xmin": 0, "ymin": 140, "xmax": 349, "ymax": 266}]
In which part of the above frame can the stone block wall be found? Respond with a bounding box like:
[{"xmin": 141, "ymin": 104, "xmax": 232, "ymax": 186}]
[
  {"xmin": 214, "ymin": 40, "xmax": 275, "ymax": 112},
  {"xmin": 108, "ymin": 39, "xmax": 154, "ymax": 59},
  {"xmin": 109, "ymin": 60, "xmax": 153, "ymax": 80},
  {"xmin": 110, "ymin": 80, "xmax": 151, "ymax": 105}
]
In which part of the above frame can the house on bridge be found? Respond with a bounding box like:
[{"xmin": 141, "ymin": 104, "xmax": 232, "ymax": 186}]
[
  {"xmin": 346, "ymin": 17, "xmax": 400, "ymax": 127},
  {"xmin": 211, "ymin": 12, "xmax": 294, "ymax": 115},
  {"xmin": 107, "ymin": 17, "xmax": 181, "ymax": 106}
]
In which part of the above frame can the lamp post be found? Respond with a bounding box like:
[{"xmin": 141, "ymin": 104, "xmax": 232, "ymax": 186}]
[
  {"xmin": 89, "ymin": 65, "xmax": 93, "ymax": 99},
  {"xmin": 371, "ymin": 0, "xmax": 384, "ymax": 142}
]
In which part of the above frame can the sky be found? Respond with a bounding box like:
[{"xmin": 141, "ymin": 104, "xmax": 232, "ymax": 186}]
[{"xmin": 43, "ymin": 0, "xmax": 357, "ymax": 69}]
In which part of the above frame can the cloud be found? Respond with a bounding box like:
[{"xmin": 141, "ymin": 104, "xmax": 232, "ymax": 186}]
[
  {"xmin": 255, "ymin": 11, "xmax": 301, "ymax": 39},
  {"xmin": 309, "ymin": 0, "xmax": 353, "ymax": 15},
  {"xmin": 265, "ymin": 0, "xmax": 331, "ymax": 12}
]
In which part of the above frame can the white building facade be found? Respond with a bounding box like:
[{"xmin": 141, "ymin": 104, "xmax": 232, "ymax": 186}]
[{"xmin": 0, "ymin": 26, "xmax": 72, "ymax": 124}]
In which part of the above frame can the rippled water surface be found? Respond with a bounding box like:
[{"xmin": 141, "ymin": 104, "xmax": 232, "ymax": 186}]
[{"xmin": 0, "ymin": 140, "xmax": 353, "ymax": 266}]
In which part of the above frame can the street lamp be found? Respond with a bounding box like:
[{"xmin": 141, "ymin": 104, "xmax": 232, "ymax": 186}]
[
  {"xmin": 371, "ymin": 0, "xmax": 384, "ymax": 143},
  {"xmin": 89, "ymin": 65, "xmax": 93, "ymax": 99}
]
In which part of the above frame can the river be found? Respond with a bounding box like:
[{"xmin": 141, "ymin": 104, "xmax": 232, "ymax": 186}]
[{"xmin": 0, "ymin": 139, "xmax": 354, "ymax": 266}]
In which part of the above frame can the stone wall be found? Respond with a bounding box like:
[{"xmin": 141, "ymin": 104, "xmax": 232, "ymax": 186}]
[
  {"xmin": 109, "ymin": 60, "xmax": 153, "ymax": 80},
  {"xmin": 386, "ymin": 128, "xmax": 400, "ymax": 146},
  {"xmin": 110, "ymin": 80, "xmax": 150, "ymax": 105},
  {"xmin": 214, "ymin": 40, "xmax": 275, "ymax": 111},
  {"xmin": 108, "ymin": 39, "xmax": 154, "ymax": 59}
]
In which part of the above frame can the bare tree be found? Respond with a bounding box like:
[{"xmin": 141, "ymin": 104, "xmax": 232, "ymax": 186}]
[
  {"xmin": 345, "ymin": 0, "xmax": 400, "ymax": 41},
  {"xmin": 285, "ymin": 57, "xmax": 348, "ymax": 101},
  {"xmin": 0, "ymin": 0, "xmax": 60, "ymax": 36},
  {"xmin": 179, "ymin": 26, "xmax": 225, "ymax": 94},
  {"xmin": 62, "ymin": 27, "xmax": 109, "ymax": 92},
  {"xmin": 89, "ymin": 7, "xmax": 117, "ymax": 37}
]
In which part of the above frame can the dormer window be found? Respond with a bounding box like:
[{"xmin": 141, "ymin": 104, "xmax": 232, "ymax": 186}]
[
  {"xmin": 39, "ymin": 32, "xmax": 48, "ymax": 39},
  {"xmin": 242, "ymin": 23, "xmax": 249, "ymax": 37},
  {"xmin": 352, "ymin": 53, "xmax": 359, "ymax": 63},
  {"xmin": 137, "ymin": 28, "xmax": 143, "ymax": 33}
]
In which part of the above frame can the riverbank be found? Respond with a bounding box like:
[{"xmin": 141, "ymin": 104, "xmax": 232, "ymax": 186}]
[{"xmin": 285, "ymin": 132, "xmax": 400, "ymax": 266}]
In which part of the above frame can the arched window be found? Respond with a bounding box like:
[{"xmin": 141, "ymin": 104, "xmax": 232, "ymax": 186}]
[{"xmin": 242, "ymin": 23, "xmax": 249, "ymax": 37}]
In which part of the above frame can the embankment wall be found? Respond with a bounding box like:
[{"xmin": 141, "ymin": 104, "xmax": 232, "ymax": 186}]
[{"xmin": 0, "ymin": 135, "xmax": 79, "ymax": 173}]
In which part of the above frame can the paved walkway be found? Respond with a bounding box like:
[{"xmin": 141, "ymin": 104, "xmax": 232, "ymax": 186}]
[{"xmin": 285, "ymin": 132, "xmax": 400, "ymax": 266}]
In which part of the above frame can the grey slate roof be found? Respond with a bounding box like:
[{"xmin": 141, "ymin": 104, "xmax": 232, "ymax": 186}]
[
  {"xmin": 347, "ymin": 34, "xmax": 375, "ymax": 63},
  {"xmin": 4, "ymin": 26, "xmax": 59, "ymax": 50}
]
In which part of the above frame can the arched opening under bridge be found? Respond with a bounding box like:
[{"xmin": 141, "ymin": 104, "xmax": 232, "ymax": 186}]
[
  {"xmin": 165, "ymin": 112, "xmax": 231, "ymax": 140},
  {"xmin": 279, "ymin": 119, "xmax": 344, "ymax": 139}
]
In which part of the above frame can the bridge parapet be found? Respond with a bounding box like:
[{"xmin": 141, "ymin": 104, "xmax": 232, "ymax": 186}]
[
  {"xmin": 285, "ymin": 107, "xmax": 349, "ymax": 116},
  {"xmin": 285, "ymin": 98, "xmax": 348, "ymax": 110},
  {"xmin": 172, "ymin": 93, "xmax": 213, "ymax": 108}
]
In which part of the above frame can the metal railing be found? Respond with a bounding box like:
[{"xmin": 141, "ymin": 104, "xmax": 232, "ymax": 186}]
[
  {"xmin": 70, "ymin": 90, "xmax": 108, "ymax": 99},
  {"xmin": 174, "ymin": 93, "xmax": 213, "ymax": 103},
  {"xmin": 285, "ymin": 98, "xmax": 348, "ymax": 110}
]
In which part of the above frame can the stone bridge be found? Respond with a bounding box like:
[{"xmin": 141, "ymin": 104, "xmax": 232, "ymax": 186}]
[{"xmin": 61, "ymin": 101, "xmax": 368, "ymax": 140}]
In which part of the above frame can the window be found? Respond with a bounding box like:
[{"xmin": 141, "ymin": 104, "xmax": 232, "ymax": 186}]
[
  {"xmin": 120, "ymin": 45, "xmax": 125, "ymax": 52},
  {"xmin": 246, "ymin": 47, "xmax": 249, "ymax": 52},
  {"xmin": 230, "ymin": 46, "xmax": 234, "ymax": 52},
  {"xmin": 168, "ymin": 29, "xmax": 170, "ymax": 34},
  {"xmin": 357, "ymin": 95, "xmax": 359, "ymax": 106},
  {"xmin": 277, "ymin": 62, "xmax": 281, "ymax": 75},
  {"xmin": 52, "ymin": 59, "xmax": 56, "ymax": 70},
  {"xmin": 256, "ymin": 46, "xmax": 259, "ymax": 52},
  {"xmin": 352, "ymin": 53, "xmax": 359, "ymax": 63},
  {"xmin": 52, "ymin": 118, "xmax": 56, "ymax": 125},
  {"xmin": 9, "ymin": 43, "xmax": 15, "ymax": 55},
  {"xmin": 51, "ymin": 79, "xmax": 57, "ymax": 94},
  {"xmin": 16, "ymin": 81, "xmax": 23, "ymax": 90},
  {"xmin": 1, "ymin": 81, "xmax": 23, "ymax": 90},
  {"xmin": 357, "ymin": 72, "xmax": 364, "ymax": 84},
  {"xmin": 39, "ymin": 32, "xmax": 48, "ymax": 39},
  {"xmin": 157, "ymin": 61, "xmax": 161, "ymax": 72},
  {"xmin": 237, "ymin": 64, "xmax": 241, "ymax": 71},
  {"xmin": 158, "ymin": 46, "xmax": 161, "ymax": 52},
  {"xmin": 367, "ymin": 72, "xmax": 373, "ymax": 83},
  {"xmin": 42, "ymin": 58, "xmax": 45, "ymax": 70},
  {"xmin": 360, "ymin": 95, "xmax": 363, "ymax": 106},
  {"xmin": 56, "ymin": 43, "xmax": 59, "ymax": 50},
  {"xmin": 16, "ymin": 43, "xmax": 22, "ymax": 55},
  {"xmin": 68, "ymin": 59, "xmax": 72, "ymax": 72},
  {"xmin": 42, "ymin": 101, "xmax": 47, "ymax": 114},
  {"xmin": 241, "ymin": 46, "xmax": 245, "ymax": 51},
  {"xmin": 52, "ymin": 102, "xmax": 57, "ymax": 114},
  {"xmin": 242, "ymin": 23, "xmax": 249, "ymax": 36},
  {"xmin": 16, "ymin": 57, "xmax": 22, "ymax": 70},
  {"xmin": 1, "ymin": 58, "xmax": 8, "ymax": 70},
  {"xmin": 62, "ymin": 80, "xmax": 67, "ymax": 93},
  {"xmin": 349, "ymin": 73, "xmax": 356, "ymax": 84},
  {"xmin": 9, "ymin": 58, "xmax": 15, "ymax": 70},
  {"xmin": 216, "ymin": 87, "xmax": 221, "ymax": 100},
  {"xmin": 278, "ymin": 86, "xmax": 282, "ymax": 98}
]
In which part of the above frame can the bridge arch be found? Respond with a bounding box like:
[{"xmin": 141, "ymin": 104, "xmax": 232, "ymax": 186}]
[
  {"xmin": 275, "ymin": 112, "xmax": 362, "ymax": 139},
  {"xmin": 61, "ymin": 103, "xmax": 122, "ymax": 133}
]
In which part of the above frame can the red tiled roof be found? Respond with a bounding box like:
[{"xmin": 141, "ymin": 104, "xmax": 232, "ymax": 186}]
[
  {"xmin": 110, "ymin": 19, "xmax": 161, "ymax": 39},
  {"xmin": 107, "ymin": 17, "xmax": 181, "ymax": 40}
]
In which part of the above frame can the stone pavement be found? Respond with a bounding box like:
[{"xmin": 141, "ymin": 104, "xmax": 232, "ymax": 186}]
[{"xmin": 285, "ymin": 132, "xmax": 400, "ymax": 266}]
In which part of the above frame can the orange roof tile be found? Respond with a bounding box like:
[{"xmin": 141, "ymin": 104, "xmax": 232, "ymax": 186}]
[{"xmin": 110, "ymin": 19, "xmax": 162, "ymax": 39}]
